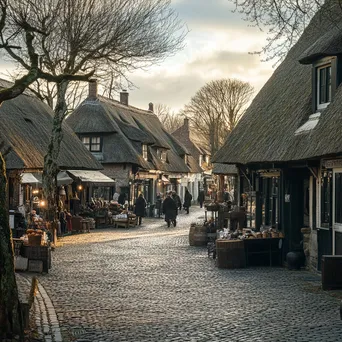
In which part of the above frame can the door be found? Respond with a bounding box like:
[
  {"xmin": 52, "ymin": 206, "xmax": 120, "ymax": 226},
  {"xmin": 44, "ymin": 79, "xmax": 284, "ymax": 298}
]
[{"xmin": 333, "ymin": 169, "xmax": 342, "ymax": 254}]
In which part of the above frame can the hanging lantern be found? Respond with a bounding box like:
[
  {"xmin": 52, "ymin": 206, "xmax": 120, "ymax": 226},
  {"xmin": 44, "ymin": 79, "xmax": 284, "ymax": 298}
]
[{"xmin": 59, "ymin": 186, "xmax": 66, "ymax": 196}]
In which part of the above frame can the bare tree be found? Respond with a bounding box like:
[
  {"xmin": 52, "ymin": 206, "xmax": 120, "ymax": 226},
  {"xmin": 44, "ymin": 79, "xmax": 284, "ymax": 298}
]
[
  {"xmin": 0, "ymin": 0, "xmax": 186, "ymax": 338},
  {"xmin": 182, "ymin": 79, "xmax": 254, "ymax": 156},
  {"xmin": 154, "ymin": 103, "xmax": 183, "ymax": 133},
  {"xmin": 230, "ymin": 0, "xmax": 327, "ymax": 63},
  {"xmin": 3, "ymin": 0, "xmax": 186, "ymax": 221}
]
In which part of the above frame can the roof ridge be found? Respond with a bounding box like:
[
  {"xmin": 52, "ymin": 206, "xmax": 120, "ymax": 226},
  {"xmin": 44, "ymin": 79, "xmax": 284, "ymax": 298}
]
[{"xmin": 97, "ymin": 95, "xmax": 155, "ymax": 116}]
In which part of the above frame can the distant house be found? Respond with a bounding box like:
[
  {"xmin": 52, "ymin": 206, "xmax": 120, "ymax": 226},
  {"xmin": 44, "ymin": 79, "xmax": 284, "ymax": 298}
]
[
  {"xmin": 0, "ymin": 78, "xmax": 104, "ymax": 217},
  {"xmin": 67, "ymin": 81, "xmax": 202, "ymax": 206},
  {"xmin": 172, "ymin": 118, "xmax": 212, "ymax": 197},
  {"xmin": 213, "ymin": 2, "xmax": 342, "ymax": 270}
]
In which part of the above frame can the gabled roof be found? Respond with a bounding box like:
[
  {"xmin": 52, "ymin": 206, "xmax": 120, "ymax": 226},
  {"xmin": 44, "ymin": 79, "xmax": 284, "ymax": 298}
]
[
  {"xmin": 0, "ymin": 82, "xmax": 102, "ymax": 171},
  {"xmin": 213, "ymin": 1, "xmax": 342, "ymax": 165},
  {"xmin": 67, "ymin": 93, "xmax": 201, "ymax": 173},
  {"xmin": 213, "ymin": 163, "xmax": 237, "ymax": 175}
]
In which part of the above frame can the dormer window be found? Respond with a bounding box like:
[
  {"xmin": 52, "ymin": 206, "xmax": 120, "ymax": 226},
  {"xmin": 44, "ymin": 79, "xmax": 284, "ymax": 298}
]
[
  {"xmin": 157, "ymin": 148, "xmax": 167, "ymax": 162},
  {"xmin": 312, "ymin": 57, "xmax": 337, "ymax": 112},
  {"xmin": 317, "ymin": 63, "xmax": 331, "ymax": 110},
  {"xmin": 199, "ymin": 155, "xmax": 203, "ymax": 166},
  {"xmin": 184, "ymin": 154, "xmax": 188, "ymax": 164},
  {"xmin": 82, "ymin": 136, "xmax": 102, "ymax": 152},
  {"xmin": 142, "ymin": 144, "xmax": 148, "ymax": 160}
]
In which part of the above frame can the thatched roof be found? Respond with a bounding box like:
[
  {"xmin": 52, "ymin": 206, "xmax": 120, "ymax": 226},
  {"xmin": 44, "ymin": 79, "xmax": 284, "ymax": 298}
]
[
  {"xmin": 213, "ymin": 163, "xmax": 237, "ymax": 175},
  {"xmin": 213, "ymin": 1, "xmax": 342, "ymax": 165},
  {"xmin": 0, "ymin": 83, "xmax": 102, "ymax": 171},
  {"xmin": 67, "ymin": 94, "xmax": 202, "ymax": 173}
]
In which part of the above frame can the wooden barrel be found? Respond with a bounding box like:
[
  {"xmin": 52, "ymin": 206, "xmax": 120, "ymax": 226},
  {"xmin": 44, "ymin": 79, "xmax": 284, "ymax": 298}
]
[
  {"xmin": 189, "ymin": 224, "xmax": 207, "ymax": 246},
  {"xmin": 216, "ymin": 239, "xmax": 246, "ymax": 269}
]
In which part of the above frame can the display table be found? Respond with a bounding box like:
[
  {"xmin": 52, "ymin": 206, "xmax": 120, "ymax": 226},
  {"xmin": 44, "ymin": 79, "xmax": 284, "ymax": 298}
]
[
  {"xmin": 22, "ymin": 245, "xmax": 51, "ymax": 273},
  {"xmin": 113, "ymin": 216, "xmax": 137, "ymax": 228},
  {"xmin": 244, "ymin": 238, "xmax": 283, "ymax": 267},
  {"xmin": 216, "ymin": 238, "xmax": 283, "ymax": 268}
]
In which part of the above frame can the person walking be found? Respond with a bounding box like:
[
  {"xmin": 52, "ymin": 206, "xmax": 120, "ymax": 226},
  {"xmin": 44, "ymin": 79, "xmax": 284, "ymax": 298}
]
[
  {"xmin": 172, "ymin": 191, "xmax": 182, "ymax": 213},
  {"xmin": 118, "ymin": 192, "xmax": 126, "ymax": 206},
  {"xmin": 183, "ymin": 187, "xmax": 192, "ymax": 214},
  {"xmin": 197, "ymin": 188, "xmax": 205, "ymax": 208},
  {"xmin": 134, "ymin": 193, "xmax": 147, "ymax": 226},
  {"xmin": 162, "ymin": 191, "xmax": 177, "ymax": 227},
  {"xmin": 155, "ymin": 193, "xmax": 163, "ymax": 218}
]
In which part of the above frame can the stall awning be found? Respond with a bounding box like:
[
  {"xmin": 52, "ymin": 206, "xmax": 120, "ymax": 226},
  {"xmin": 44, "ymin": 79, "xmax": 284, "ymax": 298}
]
[
  {"xmin": 21, "ymin": 173, "xmax": 40, "ymax": 184},
  {"xmin": 161, "ymin": 175, "xmax": 170, "ymax": 183},
  {"xmin": 56, "ymin": 171, "xmax": 73, "ymax": 186},
  {"xmin": 67, "ymin": 170, "xmax": 115, "ymax": 184}
]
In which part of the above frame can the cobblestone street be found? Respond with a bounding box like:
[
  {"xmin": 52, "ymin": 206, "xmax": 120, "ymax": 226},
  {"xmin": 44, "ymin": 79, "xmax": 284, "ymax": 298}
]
[{"xmin": 36, "ymin": 206, "xmax": 342, "ymax": 342}]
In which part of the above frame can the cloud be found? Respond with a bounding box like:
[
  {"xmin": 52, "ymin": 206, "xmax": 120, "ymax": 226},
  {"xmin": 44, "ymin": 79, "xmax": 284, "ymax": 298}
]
[{"xmin": 126, "ymin": 50, "xmax": 274, "ymax": 112}]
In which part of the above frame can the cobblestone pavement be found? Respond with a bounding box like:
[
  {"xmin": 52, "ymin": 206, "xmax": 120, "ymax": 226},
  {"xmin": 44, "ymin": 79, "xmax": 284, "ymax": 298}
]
[{"xmin": 36, "ymin": 206, "xmax": 342, "ymax": 342}]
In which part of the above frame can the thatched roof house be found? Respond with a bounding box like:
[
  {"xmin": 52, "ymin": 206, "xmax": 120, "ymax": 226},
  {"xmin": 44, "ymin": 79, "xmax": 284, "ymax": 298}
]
[
  {"xmin": 212, "ymin": 1, "xmax": 342, "ymax": 165},
  {"xmin": 67, "ymin": 82, "xmax": 202, "ymax": 175},
  {"xmin": 0, "ymin": 80, "xmax": 102, "ymax": 171}
]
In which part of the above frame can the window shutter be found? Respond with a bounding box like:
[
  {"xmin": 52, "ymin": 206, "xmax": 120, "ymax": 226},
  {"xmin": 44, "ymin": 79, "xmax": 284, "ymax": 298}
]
[
  {"xmin": 331, "ymin": 57, "xmax": 337, "ymax": 100},
  {"xmin": 312, "ymin": 65, "xmax": 317, "ymax": 113}
]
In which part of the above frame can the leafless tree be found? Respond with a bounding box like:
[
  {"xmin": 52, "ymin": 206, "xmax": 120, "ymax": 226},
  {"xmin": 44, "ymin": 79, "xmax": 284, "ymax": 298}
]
[
  {"xmin": 3, "ymin": 0, "xmax": 186, "ymax": 220},
  {"xmin": 182, "ymin": 79, "xmax": 254, "ymax": 156},
  {"xmin": 230, "ymin": 0, "xmax": 335, "ymax": 63},
  {"xmin": 0, "ymin": 0, "xmax": 186, "ymax": 338},
  {"xmin": 154, "ymin": 103, "xmax": 183, "ymax": 133}
]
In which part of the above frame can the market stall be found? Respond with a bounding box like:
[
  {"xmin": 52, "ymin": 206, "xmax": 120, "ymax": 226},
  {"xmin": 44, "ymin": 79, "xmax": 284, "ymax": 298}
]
[{"xmin": 13, "ymin": 213, "xmax": 52, "ymax": 273}]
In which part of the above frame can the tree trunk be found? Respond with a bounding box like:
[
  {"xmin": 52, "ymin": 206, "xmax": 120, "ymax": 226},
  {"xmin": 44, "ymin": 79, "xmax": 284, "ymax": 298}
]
[
  {"xmin": 42, "ymin": 80, "xmax": 69, "ymax": 222},
  {"xmin": 0, "ymin": 153, "xmax": 23, "ymax": 340}
]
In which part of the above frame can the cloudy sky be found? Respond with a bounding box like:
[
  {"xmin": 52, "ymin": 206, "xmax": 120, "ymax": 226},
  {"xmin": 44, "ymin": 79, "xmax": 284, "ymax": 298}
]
[
  {"xmin": 125, "ymin": 0, "xmax": 275, "ymax": 112},
  {"xmin": 0, "ymin": 0, "xmax": 275, "ymax": 113}
]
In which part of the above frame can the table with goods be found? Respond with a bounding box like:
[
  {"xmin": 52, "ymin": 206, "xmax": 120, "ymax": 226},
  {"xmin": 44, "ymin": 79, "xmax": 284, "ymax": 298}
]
[
  {"xmin": 189, "ymin": 204, "xmax": 284, "ymax": 269},
  {"xmin": 13, "ymin": 219, "xmax": 52, "ymax": 273}
]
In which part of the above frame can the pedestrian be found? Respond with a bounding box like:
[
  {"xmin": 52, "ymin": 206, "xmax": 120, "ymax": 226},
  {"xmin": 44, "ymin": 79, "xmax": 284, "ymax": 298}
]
[
  {"xmin": 183, "ymin": 187, "xmax": 192, "ymax": 214},
  {"xmin": 162, "ymin": 191, "xmax": 177, "ymax": 227},
  {"xmin": 171, "ymin": 191, "xmax": 182, "ymax": 213},
  {"xmin": 118, "ymin": 192, "xmax": 126, "ymax": 206},
  {"xmin": 113, "ymin": 189, "xmax": 120, "ymax": 202},
  {"xmin": 134, "ymin": 193, "xmax": 147, "ymax": 226},
  {"xmin": 197, "ymin": 188, "xmax": 205, "ymax": 208},
  {"xmin": 155, "ymin": 192, "xmax": 163, "ymax": 218}
]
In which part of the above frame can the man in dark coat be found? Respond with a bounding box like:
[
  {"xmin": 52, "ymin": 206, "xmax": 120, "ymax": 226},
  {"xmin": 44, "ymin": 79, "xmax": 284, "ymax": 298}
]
[
  {"xmin": 197, "ymin": 189, "xmax": 205, "ymax": 208},
  {"xmin": 134, "ymin": 193, "xmax": 147, "ymax": 225},
  {"xmin": 162, "ymin": 192, "xmax": 177, "ymax": 227},
  {"xmin": 172, "ymin": 191, "xmax": 182, "ymax": 213},
  {"xmin": 183, "ymin": 187, "xmax": 192, "ymax": 214},
  {"xmin": 118, "ymin": 192, "xmax": 126, "ymax": 206}
]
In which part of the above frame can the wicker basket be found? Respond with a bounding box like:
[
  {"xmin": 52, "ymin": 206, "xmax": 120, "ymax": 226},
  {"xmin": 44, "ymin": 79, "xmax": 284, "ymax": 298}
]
[{"xmin": 28, "ymin": 235, "xmax": 42, "ymax": 246}]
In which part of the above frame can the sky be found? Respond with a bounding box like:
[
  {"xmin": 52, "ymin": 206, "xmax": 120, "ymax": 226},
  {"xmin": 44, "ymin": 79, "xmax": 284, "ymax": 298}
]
[
  {"xmin": 125, "ymin": 0, "xmax": 275, "ymax": 112},
  {"xmin": 0, "ymin": 0, "xmax": 275, "ymax": 113}
]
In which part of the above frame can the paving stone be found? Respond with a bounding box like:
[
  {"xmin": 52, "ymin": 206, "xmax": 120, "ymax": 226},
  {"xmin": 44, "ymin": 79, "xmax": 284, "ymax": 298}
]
[{"xmin": 34, "ymin": 206, "xmax": 342, "ymax": 341}]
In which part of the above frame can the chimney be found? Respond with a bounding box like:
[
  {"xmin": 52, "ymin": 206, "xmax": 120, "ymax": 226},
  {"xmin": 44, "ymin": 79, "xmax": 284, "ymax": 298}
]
[
  {"xmin": 120, "ymin": 90, "xmax": 129, "ymax": 105},
  {"xmin": 184, "ymin": 117, "xmax": 189, "ymax": 130},
  {"xmin": 148, "ymin": 102, "xmax": 154, "ymax": 112},
  {"xmin": 88, "ymin": 79, "xmax": 98, "ymax": 99}
]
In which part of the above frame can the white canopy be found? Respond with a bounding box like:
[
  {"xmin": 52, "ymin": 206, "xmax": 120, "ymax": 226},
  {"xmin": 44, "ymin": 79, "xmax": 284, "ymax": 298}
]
[
  {"xmin": 21, "ymin": 173, "xmax": 40, "ymax": 184},
  {"xmin": 67, "ymin": 170, "xmax": 115, "ymax": 184}
]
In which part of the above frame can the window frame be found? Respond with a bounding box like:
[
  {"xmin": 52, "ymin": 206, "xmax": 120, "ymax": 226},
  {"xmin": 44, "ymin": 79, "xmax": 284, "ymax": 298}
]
[
  {"xmin": 142, "ymin": 144, "xmax": 148, "ymax": 160},
  {"xmin": 316, "ymin": 63, "xmax": 331, "ymax": 110},
  {"xmin": 81, "ymin": 136, "xmax": 102, "ymax": 152},
  {"xmin": 312, "ymin": 56, "xmax": 337, "ymax": 112}
]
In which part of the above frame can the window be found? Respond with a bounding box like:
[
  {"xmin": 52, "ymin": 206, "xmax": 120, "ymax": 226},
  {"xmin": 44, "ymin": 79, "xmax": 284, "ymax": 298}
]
[
  {"xmin": 157, "ymin": 148, "xmax": 167, "ymax": 162},
  {"xmin": 161, "ymin": 150, "xmax": 167, "ymax": 162},
  {"xmin": 317, "ymin": 64, "xmax": 331, "ymax": 109},
  {"xmin": 142, "ymin": 144, "xmax": 148, "ymax": 160},
  {"xmin": 199, "ymin": 155, "xmax": 203, "ymax": 166},
  {"xmin": 184, "ymin": 154, "xmax": 188, "ymax": 164},
  {"xmin": 82, "ymin": 136, "xmax": 102, "ymax": 152}
]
